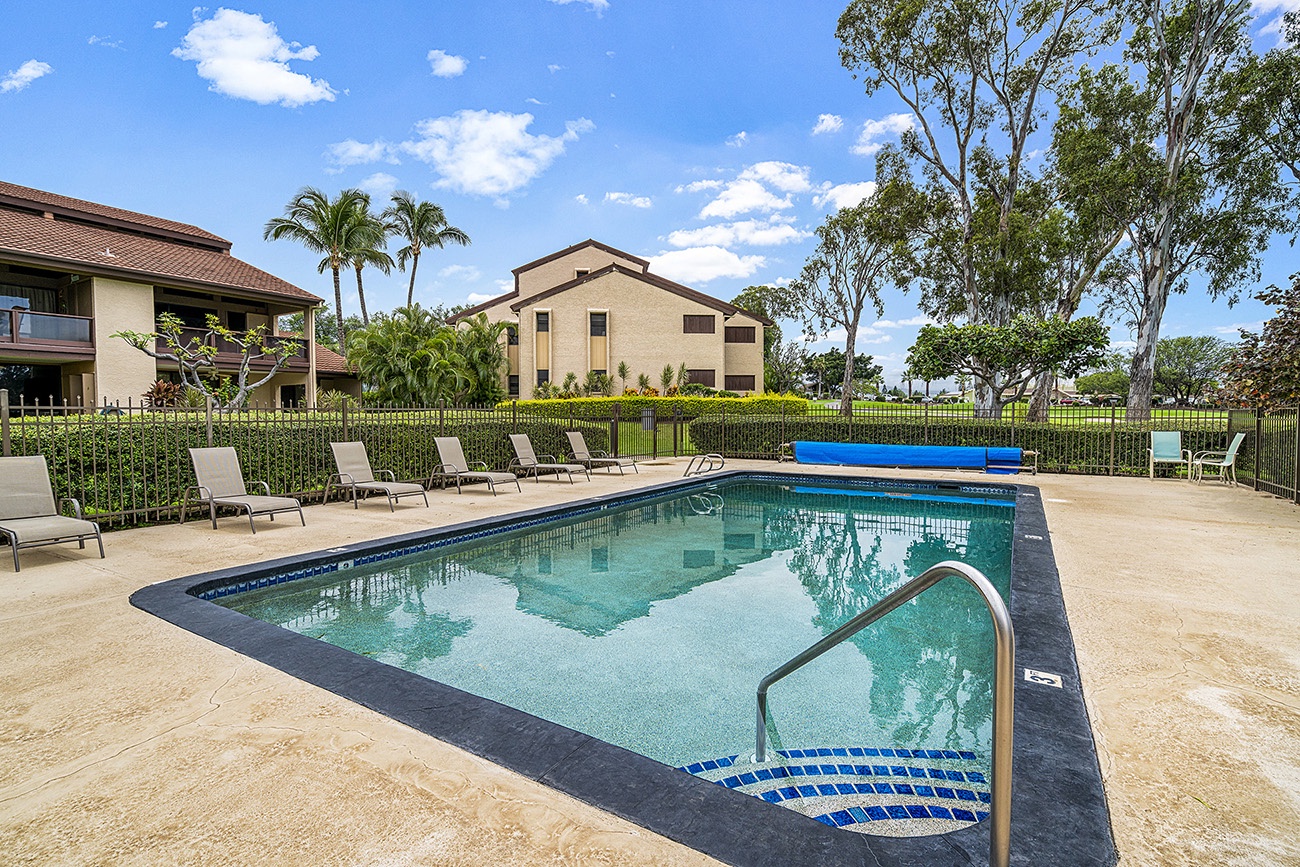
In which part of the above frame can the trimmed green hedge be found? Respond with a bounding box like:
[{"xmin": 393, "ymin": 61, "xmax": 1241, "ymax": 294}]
[
  {"xmin": 500, "ymin": 394, "xmax": 809, "ymax": 419},
  {"xmin": 6, "ymin": 413, "xmax": 608, "ymax": 526},
  {"xmin": 688, "ymin": 413, "xmax": 1233, "ymax": 476}
]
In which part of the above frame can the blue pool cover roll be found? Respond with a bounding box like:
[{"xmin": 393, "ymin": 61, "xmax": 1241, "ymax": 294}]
[
  {"xmin": 790, "ymin": 442, "xmax": 1023, "ymax": 473},
  {"xmin": 985, "ymin": 447, "xmax": 1023, "ymax": 474}
]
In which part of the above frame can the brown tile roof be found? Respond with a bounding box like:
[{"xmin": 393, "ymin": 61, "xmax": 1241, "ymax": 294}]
[
  {"xmin": 314, "ymin": 345, "xmax": 354, "ymax": 375},
  {"xmin": 0, "ymin": 206, "xmax": 322, "ymax": 305},
  {"xmin": 510, "ymin": 239, "xmax": 649, "ymax": 277},
  {"xmin": 0, "ymin": 180, "xmax": 229, "ymax": 247}
]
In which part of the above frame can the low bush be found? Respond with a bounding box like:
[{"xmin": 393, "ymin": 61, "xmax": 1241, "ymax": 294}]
[{"xmin": 502, "ymin": 394, "xmax": 809, "ymax": 419}]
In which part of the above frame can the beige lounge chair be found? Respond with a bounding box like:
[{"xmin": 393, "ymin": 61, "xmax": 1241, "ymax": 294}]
[
  {"xmin": 566, "ymin": 430, "xmax": 638, "ymax": 475},
  {"xmin": 431, "ymin": 436, "xmax": 521, "ymax": 495},
  {"xmin": 509, "ymin": 433, "xmax": 590, "ymax": 483},
  {"xmin": 183, "ymin": 447, "xmax": 305, "ymax": 532},
  {"xmin": 0, "ymin": 455, "xmax": 104, "ymax": 571},
  {"xmin": 326, "ymin": 442, "xmax": 429, "ymax": 510}
]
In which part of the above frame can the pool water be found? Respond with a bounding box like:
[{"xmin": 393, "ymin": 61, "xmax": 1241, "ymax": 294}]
[{"xmin": 219, "ymin": 477, "xmax": 1014, "ymax": 834}]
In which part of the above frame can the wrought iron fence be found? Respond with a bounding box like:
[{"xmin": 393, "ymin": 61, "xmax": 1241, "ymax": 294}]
[{"xmin": 1, "ymin": 390, "xmax": 1295, "ymax": 530}]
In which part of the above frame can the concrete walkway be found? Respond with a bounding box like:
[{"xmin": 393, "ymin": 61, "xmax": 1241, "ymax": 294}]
[{"xmin": 1, "ymin": 461, "xmax": 1296, "ymax": 866}]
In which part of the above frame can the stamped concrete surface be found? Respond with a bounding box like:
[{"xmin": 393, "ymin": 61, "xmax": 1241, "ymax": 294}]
[{"xmin": 1, "ymin": 461, "xmax": 1297, "ymax": 866}]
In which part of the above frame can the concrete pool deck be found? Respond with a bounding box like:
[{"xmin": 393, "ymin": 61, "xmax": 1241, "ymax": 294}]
[{"xmin": 1, "ymin": 461, "xmax": 1297, "ymax": 865}]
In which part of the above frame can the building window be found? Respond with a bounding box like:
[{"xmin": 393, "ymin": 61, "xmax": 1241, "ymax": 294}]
[
  {"xmin": 683, "ymin": 314, "xmax": 715, "ymax": 334},
  {"xmin": 536, "ymin": 311, "xmax": 549, "ymax": 332},
  {"xmin": 686, "ymin": 369, "xmax": 716, "ymax": 387},
  {"xmin": 724, "ymin": 325, "xmax": 755, "ymax": 343},
  {"xmin": 592, "ymin": 369, "xmax": 606, "ymax": 376},
  {"xmin": 725, "ymin": 374, "xmax": 756, "ymax": 391},
  {"xmin": 506, "ymin": 325, "xmax": 519, "ymax": 345},
  {"xmin": 508, "ymin": 375, "xmax": 519, "ymax": 397},
  {"xmin": 575, "ymin": 269, "xmax": 590, "ymax": 278},
  {"xmin": 589, "ymin": 312, "xmax": 607, "ymax": 337},
  {"xmin": 537, "ymin": 369, "xmax": 550, "ymax": 386},
  {"xmin": 227, "ymin": 311, "xmax": 248, "ymax": 331}
]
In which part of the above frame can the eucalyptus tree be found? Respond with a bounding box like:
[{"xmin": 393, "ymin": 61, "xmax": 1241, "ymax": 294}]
[
  {"xmin": 383, "ymin": 190, "xmax": 471, "ymax": 307},
  {"xmin": 264, "ymin": 187, "xmax": 370, "ymax": 355},
  {"xmin": 344, "ymin": 194, "xmax": 395, "ymax": 327},
  {"xmin": 836, "ymin": 0, "xmax": 1120, "ymax": 413}
]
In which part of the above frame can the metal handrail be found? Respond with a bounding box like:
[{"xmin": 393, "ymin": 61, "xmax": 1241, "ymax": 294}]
[
  {"xmin": 683, "ymin": 453, "xmax": 725, "ymax": 476},
  {"xmin": 754, "ymin": 560, "xmax": 1013, "ymax": 867}
]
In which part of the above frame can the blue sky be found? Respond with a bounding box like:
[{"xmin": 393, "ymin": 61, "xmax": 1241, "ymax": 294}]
[{"xmin": 3, "ymin": 1, "xmax": 1296, "ymax": 388}]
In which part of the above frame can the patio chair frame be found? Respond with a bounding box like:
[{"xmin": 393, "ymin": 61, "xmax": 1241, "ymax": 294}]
[
  {"xmin": 1191, "ymin": 432, "xmax": 1246, "ymax": 487},
  {"xmin": 0, "ymin": 456, "xmax": 104, "ymax": 571},
  {"xmin": 429, "ymin": 437, "xmax": 522, "ymax": 496},
  {"xmin": 508, "ymin": 434, "xmax": 590, "ymax": 484},
  {"xmin": 565, "ymin": 430, "xmax": 638, "ymax": 475},
  {"xmin": 325, "ymin": 442, "xmax": 429, "ymax": 511},
  {"xmin": 182, "ymin": 447, "xmax": 305, "ymax": 533}
]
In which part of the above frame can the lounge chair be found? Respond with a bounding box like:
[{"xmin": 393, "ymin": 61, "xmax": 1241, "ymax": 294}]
[
  {"xmin": 1148, "ymin": 431, "xmax": 1191, "ymax": 480},
  {"xmin": 1192, "ymin": 432, "xmax": 1246, "ymax": 486},
  {"xmin": 509, "ymin": 433, "xmax": 590, "ymax": 483},
  {"xmin": 183, "ymin": 447, "xmax": 305, "ymax": 532},
  {"xmin": 431, "ymin": 436, "xmax": 521, "ymax": 495},
  {"xmin": 566, "ymin": 430, "xmax": 638, "ymax": 475},
  {"xmin": 0, "ymin": 455, "xmax": 104, "ymax": 571},
  {"xmin": 326, "ymin": 442, "xmax": 429, "ymax": 510}
]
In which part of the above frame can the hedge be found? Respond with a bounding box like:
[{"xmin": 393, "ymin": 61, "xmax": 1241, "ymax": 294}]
[
  {"xmin": 500, "ymin": 394, "xmax": 809, "ymax": 419},
  {"xmin": 5, "ymin": 412, "xmax": 608, "ymax": 527},
  {"xmin": 687, "ymin": 413, "xmax": 1233, "ymax": 476}
]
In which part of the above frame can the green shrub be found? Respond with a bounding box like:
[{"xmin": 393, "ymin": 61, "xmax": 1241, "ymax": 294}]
[{"xmin": 502, "ymin": 394, "xmax": 809, "ymax": 419}]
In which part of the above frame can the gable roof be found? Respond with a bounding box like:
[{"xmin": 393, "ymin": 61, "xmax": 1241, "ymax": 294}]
[
  {"xmin": 314, "ymin": 345, "xmax": 355, "ymax": 375},
  {"xmin": 510, "ymin": 238, "xmax": 649, "ymax": 279},
  {"xmin": 0, "ymin": 181, "xmax": 321, "ymax": 305}
]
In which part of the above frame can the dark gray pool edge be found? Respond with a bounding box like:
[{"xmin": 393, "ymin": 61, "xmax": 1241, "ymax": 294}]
[{"xmin": 130, "ymin": 469, "xmax": 1117, "ymax": 867}]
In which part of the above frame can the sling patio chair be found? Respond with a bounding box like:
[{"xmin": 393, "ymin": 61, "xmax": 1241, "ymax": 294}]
[
  {"xmin": 566, "ymin": 430, "xmax": 638, "ymax": 475},
  {"xmin": 1148, "ymin": 431, "xmax": 1192, "ymax": 480},
  {"xmin": 1192, "ymin": 432, "xmax": 1246, "ymax": 486},
  {"xmin": 183, "ymin": 447, "xmax": 305, "ymax": 532},
  {"xmin": 509, "ymin": 434, "xmax": 591, "ymax": 484},
  {"xmin": 430, "ymin": 436, "xmax": 521, "ymax": 495},
  {"xmin": 326, "ymin": 441, "xmax": 429, "ymax": 510},
  {"xmin": 0, "ymin": 455, "xmax": 104, "ymax": 572}
]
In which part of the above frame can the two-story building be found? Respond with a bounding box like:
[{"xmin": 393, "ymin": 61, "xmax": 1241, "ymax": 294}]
[
  {"xmin": 0, "ymin": 180, "xmax": 353, "ymax": 408},
  {"xmin": 450, "ymin": 240, "xmax": 770, "ymax": 397}
]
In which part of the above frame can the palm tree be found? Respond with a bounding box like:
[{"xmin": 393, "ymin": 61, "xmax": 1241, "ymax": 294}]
[
  {"xmin": 455, "ymin": 312, "xmax": 510, "ymax": 405},
  {"xmin": 383, "ymin": 190, "xmax": 471, "ymax": 307},
  {"xmin": 616, "ymin": 360, "xmax": 630, "ymax": 394},
  {"xmin": 264, "ymin": 187, "xmax": 369, "ymax": 354},
  {"xmin": 344, "ymin": 195, "xmax": 395, "ymax": 327}
]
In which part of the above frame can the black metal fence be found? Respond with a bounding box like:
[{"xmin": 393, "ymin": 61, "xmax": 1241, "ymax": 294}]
[{"xmin": 1, "ymin": 391, "xmax": 1296, "ymax": 529}]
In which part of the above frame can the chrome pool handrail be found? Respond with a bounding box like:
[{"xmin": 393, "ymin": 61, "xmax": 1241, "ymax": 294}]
[
  {"xmin": 754, "ymin": 560, "xmax": 1014, "ymax": 867},
  {"xmin": 683, "ymin": 453, "xmax": 725, "ymax": 476}
]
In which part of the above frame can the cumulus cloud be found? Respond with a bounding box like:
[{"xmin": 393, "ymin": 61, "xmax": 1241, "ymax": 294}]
[
  {"xmin": 439, "ymin": 264, "xmax": 482, "ymax": 281},
  {"xmin": 698, "ymin": 179, "xmax": 791, "ymax": 219},
  {"xmin": 466, "ymin": 290, "xmax": 506, "ymax": 305},
  {"xmin": 427, "ymin": 49, "xmax": 467, "ymax": 78},
  {"xmin": 1212, "ymin": 321, "xmax": 1264, "ymax": 334},
  {"xmin": 154, "ymin": 20, "xmax": 168, "ymax": 29},
  {"xmin": 400, "ymin": 110, "xmax": 594, "ymax": 197},
  {"xmin": 324, "ymin": 139, "xmax": 397, "ymax": 173},
  {"xmin": 547, "ymin": 63, "xmax": 564, "ymax": 73},
  {"xmin": 814, "ymin": 181, "xmax": 877, "ymax": 210},
  {"xmin": 1, "ymin": 59, "xmax": 52, "ymax": 93},
  {"xmin": 358, "ymin": 172, "xmax": 399, "ymax": 198},
  {"xmin": 726, "ymin": 131, "xmax": 748, "ymax": 147},
  {"xmin": 812, "ymin": 114, "xmax": 843, "ymax": 135},
  {"xmin": 649, "ymin": 246, "xmax": 765, "ymax": 283},
  {"xmin": 172, "ymin": 9, "xmax": 335, "ymax": 107},
  {"xmin": 548, "ymin": 0, "xmax": 610, "ymax": 13},
  {"xmin": 739, "ymin": 161, "xmax": 811, "ymax": 193},
  {"xmin": 88, "ymin": 35, "xmax": 124, "ymax": 49},
  {"xmin": 852, "ymin": 112, "xmax": 915, "ymax": 156},
  {"xmin": 675, "ymin": 179, "xmax": 724, "ymax": 193},
  {"xmin": 872, "ymin": 315, "xmax": 934, "ymax": 328},
  {"xmin": 574, "ymin": 193, "xmax": 589, "ymax": 204},
  {"xmin": 666, "ymin": 217, "xmax": 809, "ymax": 248},
  {"xmin": 604, "ymin": 191, "xmax": 652, "ymax": 208}
]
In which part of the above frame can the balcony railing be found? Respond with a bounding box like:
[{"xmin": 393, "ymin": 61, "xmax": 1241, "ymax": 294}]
[
  {"xmin": 153, "ymin": 327, "xmax": 308, "ymax": 369},
  {"xmin": 0, "ymin": 309, "xmax": 95, "ymax": 351}
]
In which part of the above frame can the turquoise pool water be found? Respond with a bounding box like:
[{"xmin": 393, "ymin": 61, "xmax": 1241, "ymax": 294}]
[{"xmin": 220, "ymin": 478, "xmax": 1013, "ymax": 788}]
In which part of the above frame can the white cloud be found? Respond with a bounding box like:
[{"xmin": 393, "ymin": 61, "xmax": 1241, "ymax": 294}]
[
  {"xmin": 698, "ymin": 179, "xmax": 792, "ymax": 219},
  {"xmin": 814, "ymin": 181, "xmax": 877, "ymax": 210},
  {"xmin": 872, "ymin": 315, "xmax": 934, "ymax": 328},
  {"xmin": 812, "ymin": 114, "xmax": 843, "ymax": 135},
  {"xmin": 649, "ymin": 246, "xmax": 765, "ymax": 283},
  {"xmin": 525, "ymin": 97, "xmax": 545, "ymax": 105},
  {"xmin": 439, "ymin": 264, "xmax": 481, "ymax": 281},
  {"xmin": 427, "ymin": 49, "xmax": 467, "ymax": 78},
  {"xmin": 88, "ymin": 35, "xmax": 124, "ymax": 49},
  {"xmin": 726, "ymin": 131, "xmax": 748, "ymax": 147},
  {"xmin": 574, "ymin": 193, "xmax": 589, "ymax": 205},
  {"xmin": 604, "ymin": 191, "xmax": 652, "ymax": 208},
  {"xmin": 358, "ymin": 172, "xmax": 399, "ymax": 198},
  {"xmin": 1254, "ymin": 0, "xmax": 1300, "ymax": 41},
  {"xmin": 154, "ymin": 20, "xmax": 168, "ymax": 29},
  {"xmin": 666, "ymin": 217, "xmax": 809, "ymax": 248},
  {"xmin": 400, "ymin": 110, "xmax": 594, "ymax": 196},
  {"xmin": 675, "ymin": 179, "xmax": 724, "ymax": 193},
  {"xmin": 1, "ymin": 59, "xmax": 52, "ymax": 93},
  {"xmin": 324, "ymin": 139, "xmax": 396, "ymax": 173},
  {"xmin": 548, "ymin": 0, "xmax": 610, "ymax": 13},
  {"xmin": 172, "ymin": 9, "xmax": 335, "ymax": 107},
  {"xmin": 466, "ymin": 291, "xmax": 504, "ymax": 305},
  {"xmin": 547, "ymin": 64, "xmax": 564, "ymax": 73},
  {"xmin": 852, "ymin": 112, "xmax": 915, "ymax": 156},
  {"xmin": 739, "ymin": 161, "xmax": 811, "ymax": 193},
  {"xmin": 1212, "ymin": 321, "xmax": 1263, "ymax": 335}
]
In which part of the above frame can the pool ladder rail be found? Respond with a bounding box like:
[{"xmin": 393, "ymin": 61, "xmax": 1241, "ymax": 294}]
[
  {"xmin": 753, "ymin": 561, "xmax": 1014, "ymax": 867},
  {"xmin": 686, "ymin": 492, "xmax": 724, "ymax": 515},
  {"xmin": 683, "ymin": 453, "xmax": 725, "ymax": 477}
]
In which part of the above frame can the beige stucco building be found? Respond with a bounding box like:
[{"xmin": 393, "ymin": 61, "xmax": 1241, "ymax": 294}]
[
  {"xmin": 451, "ymin": 240, "xmax": 770, "ymax": 398},
  {"xmin": 0, "ymin": 180, "xmax": 356, "ymax": 408}
]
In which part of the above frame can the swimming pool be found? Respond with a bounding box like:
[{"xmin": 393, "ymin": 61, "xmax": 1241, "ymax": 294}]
[{"xmin": 133, "ymin": 471, "xmax": 1117, "ymax": 866}]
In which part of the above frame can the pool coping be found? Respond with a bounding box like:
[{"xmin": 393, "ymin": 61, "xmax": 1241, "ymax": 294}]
[{"xmin": 130, "ymin": 470, "xmax": 1117, "ymax": 867}]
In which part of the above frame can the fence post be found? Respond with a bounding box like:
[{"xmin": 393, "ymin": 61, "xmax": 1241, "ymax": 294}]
[
  {"xmin": 721, "ymin": 403, "xmax": 726, "ymax": 457},
  {"xmin": 205, "ymin": 395, "xmax": 214, "ymax": 447},
  {"xmin": 512, "ymin": 399, "xmax": 518, "ymax": 430},
  {"xmin": 612, "ymin": 402, "xmax": 620, "ymax": 456},
  {"xmin": 1254, "ymin": 407, "xmax": 1264, "ymax": 493},
  {"xmin": 780, "ymin": 401, "xmax": 787, "ymax": 453},
  {"xmin": 0, "ymin": 389, "xmax": 9, "ymax": 457},
  {"xmin": 438, "ymin": 399, "xmax": 445, "ymax": 437},
  {"xmin": 342, "ymin": 397, "xmax": 350, "ymax": 441},
  {"xmin": 924, "ymin": 400, "xmax": 930, "ymax": 445},
  {"xmin": 1109, "ymin": 405, "xmax": 1117, "ymax": 476},
  {"xmin": 1293, "ymin": 405, "xmax": 1299, "ymax": 505}
]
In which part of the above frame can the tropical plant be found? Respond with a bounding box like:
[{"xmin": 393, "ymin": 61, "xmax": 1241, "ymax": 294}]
[
  {"xmin": 1221, "ymin": 275, "xmax": 1300, "ymax": 409},
  {"xmin": 660, "ymin": 364, "xmax": 675, "ymax": 393},
  {"xmin": 560, "ymin": 371, "xmax": 580, "ymax": 398},
  {"xmin": 454, "ymin": 312, "xmax": 510, "ymax": 405},
  {"xmin": 264, "ymin": 187, "xmax": 370, "ymax": 354},
  {"xmin": 383, "ymin": 190, "xmax": 471, "ymax": 307},
  {"xmin": 142, "ymin": 379, "xmax": 184, "ymax": 408},
  {"xmin": 637, "ymin": 373, "xmax": 652, "ymax": 391},
  {"xmin": 675, "ymin": 362, "xmax": 689, "ymax": 389},
  {"xmin": 344, "ymin": 194, "xmax": 395, "ymax": 326},
  {"xmin": 616, "ymin": 360, "xmax": 630, "ymax": 393},
  {"xmin": 346, "ymin": 305, "xmax": 469, "ymax": 405},
  {"xmin": 582, "ymin": 370, "xmax": 613, "ymax": 397}
]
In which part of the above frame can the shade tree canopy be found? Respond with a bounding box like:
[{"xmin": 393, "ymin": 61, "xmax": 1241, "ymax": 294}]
[{"xmin": 1222, "ymin": 274, "xmax": 1300, "ymax": 409}]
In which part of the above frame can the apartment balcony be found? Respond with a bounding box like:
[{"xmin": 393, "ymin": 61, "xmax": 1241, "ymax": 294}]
[
  {"xmin": 154, "ymin": 328, "xmax": 308, "ymax": 371},
  {"xmin": 0, "ymin": 309, "xmax": 96, "ymax": 361}
]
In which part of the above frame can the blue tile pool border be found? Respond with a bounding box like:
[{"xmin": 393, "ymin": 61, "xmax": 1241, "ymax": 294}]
[{"xmin": 130, "ymin": 469, "xmax": 1117, "ymax": 867}]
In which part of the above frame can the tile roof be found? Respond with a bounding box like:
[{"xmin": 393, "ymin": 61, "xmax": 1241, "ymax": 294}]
[
  {"xmin": 510, "ymin": 238, "xmax": 649, "ymax": 276},
  {"xmin": 0, "ymin": 206, "xmax": 321, "ymax": 305},
  {"xmin": 0, "ymin": 180, "xmax": 229, "ymax": 247},
  {"xmin": 314, "ymin": 345, "xmax": 354, "ymax": 375}
]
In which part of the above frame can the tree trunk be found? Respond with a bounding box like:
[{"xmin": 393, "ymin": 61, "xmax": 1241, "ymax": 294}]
[
  {"xmin": 840, "ymin": 323, "xmax": 857, "ymax": 417},
  {"xmin": 1027, "ymin": 372, "xmax": 1053, "ymax": 423},
  {"xmin": 332, "ymin": 268, "xmax": 347, "ymax": 357},
  {"xmin": 355, "ymin": 264, "xmax": 369, "ymax": 326},
  {"xmin": 406, "ymin": 251, "xmax": 420, "ymax": 309},
  {"xmin": 1127, "ymin": 223, "xmax": 1173, "ymax": 421}
]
